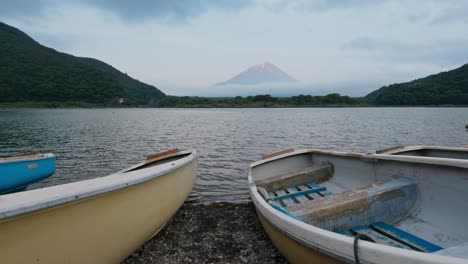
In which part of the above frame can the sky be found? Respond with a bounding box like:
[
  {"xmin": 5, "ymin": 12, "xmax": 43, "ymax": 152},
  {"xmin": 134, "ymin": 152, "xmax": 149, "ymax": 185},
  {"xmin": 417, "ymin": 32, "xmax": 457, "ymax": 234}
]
[{"xmin": 1, "ymin": 0, "xmax": 468, "ymax": 96}]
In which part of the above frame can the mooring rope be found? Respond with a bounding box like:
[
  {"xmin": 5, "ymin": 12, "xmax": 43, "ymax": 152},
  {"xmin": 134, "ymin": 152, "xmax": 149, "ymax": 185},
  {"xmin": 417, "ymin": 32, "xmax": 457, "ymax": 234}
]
[{"xmin": 354, "ymin": 234, "xmax": 375, "ymax": 264}]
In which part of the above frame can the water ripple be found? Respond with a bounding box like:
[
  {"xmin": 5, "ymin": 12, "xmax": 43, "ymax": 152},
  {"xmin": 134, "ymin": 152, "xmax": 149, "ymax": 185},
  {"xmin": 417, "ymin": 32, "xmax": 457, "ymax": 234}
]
[{"xmin": 1, "ymin": 108, "xmax": 467, "ymax": 202}]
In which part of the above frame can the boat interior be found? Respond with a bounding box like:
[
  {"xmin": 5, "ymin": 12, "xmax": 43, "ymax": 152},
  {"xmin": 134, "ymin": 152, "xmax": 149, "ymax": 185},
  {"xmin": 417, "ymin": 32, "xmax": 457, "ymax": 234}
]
[
  {"xmin": 0, "ymin": 152, "xmax": 44, "ymax": 162},
  {"xmin": 252, "ymin": 151, "xmax": 468, "ymax": 258}
]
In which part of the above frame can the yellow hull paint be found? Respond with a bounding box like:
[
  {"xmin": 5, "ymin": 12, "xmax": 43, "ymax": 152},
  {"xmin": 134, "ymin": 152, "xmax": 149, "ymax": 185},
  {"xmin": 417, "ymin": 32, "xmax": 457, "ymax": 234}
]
[
  {"xmin": 0, "ymin": 161, "xmax": 197, "ymax": 264},
  {"xmin": 257, "ymin": 212, "xmax": 344, "ymax": 264}
]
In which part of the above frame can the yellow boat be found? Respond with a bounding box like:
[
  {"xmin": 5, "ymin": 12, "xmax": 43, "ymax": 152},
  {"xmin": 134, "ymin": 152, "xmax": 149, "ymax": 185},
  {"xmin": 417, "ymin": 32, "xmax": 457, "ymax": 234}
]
[{"xmin": 0, "ymin": 149, "xmax": 198, "ymax": 264}]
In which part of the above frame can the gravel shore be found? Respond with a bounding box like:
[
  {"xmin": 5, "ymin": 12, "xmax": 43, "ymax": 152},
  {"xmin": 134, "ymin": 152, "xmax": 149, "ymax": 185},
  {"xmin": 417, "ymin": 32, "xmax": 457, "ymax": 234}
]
[{"xmin": 123, "ymin": 202, "xmax": 285, "ymax": 264}]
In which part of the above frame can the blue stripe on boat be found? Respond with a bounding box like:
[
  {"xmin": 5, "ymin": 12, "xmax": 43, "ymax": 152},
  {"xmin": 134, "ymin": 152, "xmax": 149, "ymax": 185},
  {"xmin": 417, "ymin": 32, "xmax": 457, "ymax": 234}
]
[
  {"xmin": 336, "ymin": 230, "xmax": 353, "ymax": 236},
  {"xmin": 351, "ymin": 226, "xmax": 411, "ymax": 249},
  {"xmin": 306, "ymin": 183, "xmax": 333, "ymax": 196},
  {"xmin": 370, "ymin": 222, "xmax": 444, "ymax": 252},
  {"xmin": 269, "ymin": 201, "xmax": 301, "ymax": 221}
]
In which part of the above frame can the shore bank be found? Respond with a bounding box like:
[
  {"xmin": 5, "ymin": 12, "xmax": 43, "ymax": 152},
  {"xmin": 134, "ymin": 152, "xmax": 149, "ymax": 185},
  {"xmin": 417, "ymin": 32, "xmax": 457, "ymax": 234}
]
[
  {"xmin": 2, "ymin": 103, "xmax": 468, "ymax": 109},
  {"xmin": 123, "ymin": 202, "xmax": 285, "ymax": 264}
]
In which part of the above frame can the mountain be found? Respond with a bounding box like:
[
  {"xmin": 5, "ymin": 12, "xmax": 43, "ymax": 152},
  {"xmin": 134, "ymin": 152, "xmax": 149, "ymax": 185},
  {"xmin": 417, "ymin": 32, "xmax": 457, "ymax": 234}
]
[
  {"xmin": 0, "ymin": 22, "xmax": 164, "ymax": 105},
  {"xmin": 366, "ymin": 64, "xmax": 468, "ymax": 105},
  {"xmin": 217, "ymin": 62, "xmax": 298, "ymax": 85}
]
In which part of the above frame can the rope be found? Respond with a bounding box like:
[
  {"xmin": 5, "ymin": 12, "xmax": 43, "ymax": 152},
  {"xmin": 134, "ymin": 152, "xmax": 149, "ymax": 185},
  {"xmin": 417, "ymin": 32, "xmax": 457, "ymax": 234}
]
[{"xmin": 354, "ymin": 234, "xmax": 375, "ymax": 264}]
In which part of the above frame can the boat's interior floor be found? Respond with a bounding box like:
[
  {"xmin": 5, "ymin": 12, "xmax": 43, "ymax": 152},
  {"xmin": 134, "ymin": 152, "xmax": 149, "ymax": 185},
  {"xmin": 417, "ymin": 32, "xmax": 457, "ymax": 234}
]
[
  {"xmin": 396, "ymin": 217, "xmax": 466, "ymax": 251},
  {"xmin": 336, "ymin": 222, "xmax": 442, "ymax": 252},
  {"xmin": 261, "ymin": 176, "xmax": 466, "ymax": 256}
]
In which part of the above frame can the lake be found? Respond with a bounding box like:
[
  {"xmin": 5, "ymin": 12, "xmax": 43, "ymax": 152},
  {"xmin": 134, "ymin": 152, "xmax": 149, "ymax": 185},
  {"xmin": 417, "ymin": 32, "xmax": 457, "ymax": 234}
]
[{"xmin": 0, "ymin": 108, "xmax": 467, "ymax": 202}]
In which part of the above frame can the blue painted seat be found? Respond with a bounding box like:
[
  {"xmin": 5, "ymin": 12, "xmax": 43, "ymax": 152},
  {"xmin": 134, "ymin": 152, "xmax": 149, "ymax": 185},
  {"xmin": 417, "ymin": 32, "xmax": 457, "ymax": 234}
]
[
  {"xmin": 370, "ymin": 222, "xmax": 443, "ymax": 253},
  {"xmin": 336, "ymin": 222, "xmax": 443, "ymax": 253},
  {"xmin": 269, "ymin": 182, "xmax": 332, "ymax": 208}
]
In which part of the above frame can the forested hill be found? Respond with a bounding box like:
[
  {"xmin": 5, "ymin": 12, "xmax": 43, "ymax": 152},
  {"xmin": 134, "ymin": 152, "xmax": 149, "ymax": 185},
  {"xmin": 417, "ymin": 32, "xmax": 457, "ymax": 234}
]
[
  {"xmin": 366, "ymin": 64, "xmax": 468, "ymax": 105},
  {"xmin": 0, "ymin": 22, "xmax": 164, "ymax": 105}
]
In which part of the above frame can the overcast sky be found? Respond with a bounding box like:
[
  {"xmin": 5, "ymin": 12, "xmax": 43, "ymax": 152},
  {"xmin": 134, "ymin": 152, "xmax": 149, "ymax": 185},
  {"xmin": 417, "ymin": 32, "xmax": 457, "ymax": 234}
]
[{"xmin": 2, "ymin": 0, "xmax": 468, "ymax": 96}]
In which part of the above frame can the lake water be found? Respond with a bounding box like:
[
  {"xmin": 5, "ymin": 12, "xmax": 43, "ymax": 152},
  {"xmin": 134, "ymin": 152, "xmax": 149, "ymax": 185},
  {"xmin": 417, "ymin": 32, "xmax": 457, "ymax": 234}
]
[{"xmin": 0, "ymin": 108, "xmax": 467, "ymax": 202}]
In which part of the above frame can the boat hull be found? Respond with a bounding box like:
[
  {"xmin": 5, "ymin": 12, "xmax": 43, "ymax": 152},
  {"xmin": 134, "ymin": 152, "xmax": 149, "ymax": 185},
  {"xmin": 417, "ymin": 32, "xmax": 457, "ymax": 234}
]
[
  {"xmin": 257, "ymin": 211, "xmax": 342, "ymax": 264},
  {"xmin": 249, "ymin": 149, "xmax": 468, "ymax": 264},
  {"xmin": 0, "ymin": 154, "xmax": 55, "ymax": 194},
  {"xmin": 0, "ymin": 158, "xmax": 197, "ymax": 264}
]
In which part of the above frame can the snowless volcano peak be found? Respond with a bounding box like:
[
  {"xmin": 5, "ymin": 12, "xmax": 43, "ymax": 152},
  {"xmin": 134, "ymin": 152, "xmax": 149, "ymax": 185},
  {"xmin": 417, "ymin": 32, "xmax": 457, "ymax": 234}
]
[{"xmin": 217, "ymin": 62, "xmax": 298, "ymax": 85}]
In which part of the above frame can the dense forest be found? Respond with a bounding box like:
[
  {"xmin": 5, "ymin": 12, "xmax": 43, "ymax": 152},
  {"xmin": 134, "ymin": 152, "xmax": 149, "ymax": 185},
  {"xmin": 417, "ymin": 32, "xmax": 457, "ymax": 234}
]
[
  {"xmin": 0, "ymin": 22, "xmax": 164, "ymax": 105},
  {"xmin": 366, "ymin": 63, "xmax": 468, "ymax": 105},
  {"xmin": 158, "ymin": 93, "xmax": 363, "ymax": 107}
]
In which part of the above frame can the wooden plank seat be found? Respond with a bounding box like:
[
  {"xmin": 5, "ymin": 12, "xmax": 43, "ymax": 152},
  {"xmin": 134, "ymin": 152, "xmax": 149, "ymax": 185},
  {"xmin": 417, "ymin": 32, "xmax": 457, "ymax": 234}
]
[
  {"xmin": 287, "ymin": 177, "xmax": 418, "ymax": 231},
  {"xmin": 257, "ymin": 163, "xmax": 333, "ymax": 192},
  {"xmin": 268, "ymin": 182, "xmax": 331, "ymax": 208},
  {"xmin": 336, "ymin": 222, "xmax": 443, "ymax": 252}
]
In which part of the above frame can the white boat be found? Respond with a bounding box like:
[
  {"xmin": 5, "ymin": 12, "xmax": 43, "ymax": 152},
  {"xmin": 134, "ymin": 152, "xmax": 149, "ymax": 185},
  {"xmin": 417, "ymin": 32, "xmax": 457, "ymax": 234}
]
[
  {"xmin": 376, "ymin": 145, "xmax": 468, "ymax": 160},
  {"xmin": 248, "ymin": 148, "xmax": 468, "ymax": 264},
  {"xmin": 0, "ymin": 149, "xmax": 197, "ymax": 264}
]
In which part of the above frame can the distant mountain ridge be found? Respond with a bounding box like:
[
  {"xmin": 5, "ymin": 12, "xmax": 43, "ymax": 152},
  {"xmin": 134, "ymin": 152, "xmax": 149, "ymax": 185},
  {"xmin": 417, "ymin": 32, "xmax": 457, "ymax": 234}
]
[
  {"xmin": 217, "ymin": 62, "xmax": 298, "ymax": 85},
  {"xmin": 366, "ymin": 63, "xmax": 468, "ymax": 105},
  {"xmin": 0, "ymin": 22, "xmax": 164, "ymax": 105}
]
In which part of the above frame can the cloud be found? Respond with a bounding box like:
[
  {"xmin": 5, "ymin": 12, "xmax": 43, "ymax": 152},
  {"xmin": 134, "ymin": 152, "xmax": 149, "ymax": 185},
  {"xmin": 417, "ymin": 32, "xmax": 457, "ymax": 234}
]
[
  {"xmin": 165, "ymin": 80, "xmax": 382, "ymax": 97},
  {"xmin": 0, "ymin": 0, "xmax": 49, "ymax": 17},
  {"xmin": 400, "ymin": 1, "xmax": 468, "ymax": 25},
  {"xmin": 0, "ymin": 0, "xmax": 253, "ymax": 23},
  {"xmin": 428, "ymin": 6, "xmax": 468, "ymax": 25},
  {"xmin": 343, "ymin": 37, "xmax": 468, "ymax": 65},
  {"xmin": 87, "ymin": 0, "xmax": 252, "ymax": 22},
  {"xmin": 262, "ymin": 0, "xmax": 384, "ymax": 13}
]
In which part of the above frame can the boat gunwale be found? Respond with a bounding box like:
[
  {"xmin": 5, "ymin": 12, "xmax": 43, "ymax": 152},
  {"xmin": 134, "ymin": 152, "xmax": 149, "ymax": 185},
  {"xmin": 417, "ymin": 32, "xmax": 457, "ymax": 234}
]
[
  {"xmin": 0, "ymin": 153, "xmax": 55, "ymax": 164},
  {"xmin": 248, "ymin": 148, "xmax": 468, "ymax": 263},
  {"xmin": 0, "ymin": 149, "xmax": 197, "ymax": 221},
  {"xmin": 376, "ymin": 145, "xmax": 468, "ymax": 155},
  {"xmin": 250, "ymin": 148, "xmax": 468, "ymax": 170}
]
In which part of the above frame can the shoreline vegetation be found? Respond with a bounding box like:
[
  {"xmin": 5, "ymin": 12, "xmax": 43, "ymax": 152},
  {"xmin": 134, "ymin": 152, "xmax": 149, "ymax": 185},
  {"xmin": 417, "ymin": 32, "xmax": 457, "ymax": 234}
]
[{"xmin": 1, "ymin": 93, "xmax": 467, "ymax": 109}]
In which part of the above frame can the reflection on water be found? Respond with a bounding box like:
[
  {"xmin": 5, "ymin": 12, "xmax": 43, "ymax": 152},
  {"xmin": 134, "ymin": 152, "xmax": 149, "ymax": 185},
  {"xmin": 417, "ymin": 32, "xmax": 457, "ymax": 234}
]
[{"xmin": 0, "ymin": 108, "xmax": 467, "ymax": 202}]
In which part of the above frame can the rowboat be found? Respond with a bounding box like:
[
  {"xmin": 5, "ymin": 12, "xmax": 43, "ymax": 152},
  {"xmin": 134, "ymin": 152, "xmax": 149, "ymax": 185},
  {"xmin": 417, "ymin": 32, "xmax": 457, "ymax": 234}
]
[
  {"xmin": 249, "ymin": 148, "xmax": 468, "ymax": 264},
  {"xmin": 0, "ymin": 149, "xmax": 197, "ymax": 263},
  {"xmin": 0, "ymin": 152, "xmax": 56, "ymax": 194},
  {"xmin": 376, "ymin": 145, "xmax": 468, "ymax": 160}
]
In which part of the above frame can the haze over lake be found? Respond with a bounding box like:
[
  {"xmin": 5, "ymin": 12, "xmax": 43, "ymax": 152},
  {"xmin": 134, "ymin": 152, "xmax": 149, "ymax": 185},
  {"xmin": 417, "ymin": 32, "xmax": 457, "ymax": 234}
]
[{"xmin": 1, "ymin": 108, "xmax": 467, "ymax": 202}]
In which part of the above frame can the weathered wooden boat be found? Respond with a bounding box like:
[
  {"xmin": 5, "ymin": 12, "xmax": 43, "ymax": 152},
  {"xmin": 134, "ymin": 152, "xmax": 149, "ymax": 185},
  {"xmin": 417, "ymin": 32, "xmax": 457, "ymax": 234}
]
[
  {"xmin": 0, "ymin": 149, "xmax": 197, "ymax": 264},
  {"xmin": 376, "ymin": 145, "xmax": 468, "ymax": 160},
  {"xmin": 249, "ymin": 148, "xmax": 468, "ymax": 263},
  {"xmin": 0, "ymin": 152, "xmax": 56, "ymax": 194}
]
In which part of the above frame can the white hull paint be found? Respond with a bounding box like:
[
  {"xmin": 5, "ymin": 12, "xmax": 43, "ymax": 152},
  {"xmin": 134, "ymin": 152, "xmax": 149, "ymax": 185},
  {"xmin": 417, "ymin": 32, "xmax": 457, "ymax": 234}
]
[{"xmin": 249, "ymin": 149, "xmax": 468, "ymax": 264}]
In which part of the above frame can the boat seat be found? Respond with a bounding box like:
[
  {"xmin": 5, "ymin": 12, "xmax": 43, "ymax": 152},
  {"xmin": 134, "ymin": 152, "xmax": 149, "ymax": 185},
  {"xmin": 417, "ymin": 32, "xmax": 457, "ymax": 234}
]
[
  {"xmin": 336, "ymin": 222, "xmax": 443, "ymax": 253},
  {"xmin": 257, "ymin": 163, "xmax": 333, "ymax": 191},
  {"xmin": 287, "ymin": 177, "xmax": 418, "ymax": 231},
  {"xmin": 268, "ymin": 182, "xmax": 332, "ymax": 208}
]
